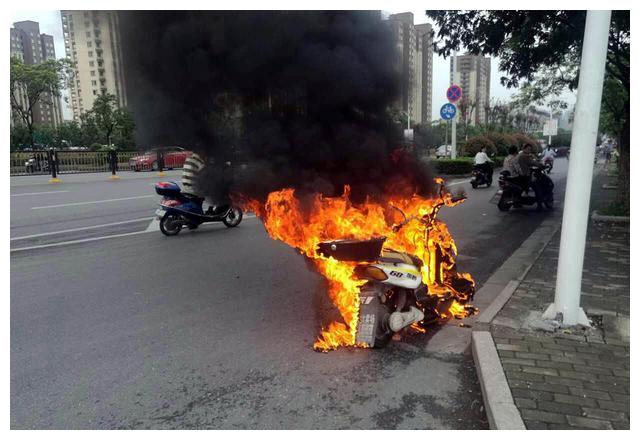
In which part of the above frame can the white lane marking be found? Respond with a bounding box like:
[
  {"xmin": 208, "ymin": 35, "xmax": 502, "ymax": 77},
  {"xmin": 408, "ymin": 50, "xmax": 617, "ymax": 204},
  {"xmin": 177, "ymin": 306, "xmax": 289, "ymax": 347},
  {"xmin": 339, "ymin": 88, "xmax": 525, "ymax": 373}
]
[
  {"xmin": 145, "ymin": 218, "xmax": 159, "ymax": 232},
  {"xmin": 11, "ymin": 217, "xmax": 153, "ymax": 241},
  {"xmin": 447, "ymin": 179, "xmax": 471, "ymax": 187},
  {"xmin": 11, "ymin": 190, "xmax": 69, "ymax": 197},
  {"xmin": 31, "ymin": 195, "xmax": 155, "ymax": 210},
  {"xmin": 11, "ymin": 230, "xmax": 153, "ymax": 252},
  {"xmin": 12, "ymin": 213, "xmax": 259, "ymax": 252}
]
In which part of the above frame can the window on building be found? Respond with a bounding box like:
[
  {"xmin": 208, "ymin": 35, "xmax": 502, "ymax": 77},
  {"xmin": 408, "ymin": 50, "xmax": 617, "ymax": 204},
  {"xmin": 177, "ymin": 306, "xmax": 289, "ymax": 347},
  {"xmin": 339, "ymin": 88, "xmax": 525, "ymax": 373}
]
[
  {"xmin": 91, "ymin": 80, "xmax": 97, "ymax": 86},
  {"xmin": 90, "ymin": 70, "xmax": 96, "ymax": 76},
  {"xmin": 88, "ymin": 51, "xmax": 93, "ymax": 57},
  {"xmin": 93, "ymin": 90, "xmax": 97, "ymax": 96},
  {"xmin": 87, "ymin": 41, "xmax": 92, "ymax": 48},
  {"xmin": 89, "ymin": 61, "xmax": 94, "ymax": 67}
]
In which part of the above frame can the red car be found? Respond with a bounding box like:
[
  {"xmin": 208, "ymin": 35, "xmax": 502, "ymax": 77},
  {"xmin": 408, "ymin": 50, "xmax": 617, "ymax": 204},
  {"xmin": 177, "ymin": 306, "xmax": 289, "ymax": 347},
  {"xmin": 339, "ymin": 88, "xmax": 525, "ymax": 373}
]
[{"xmin": 129, "ymin": 147, "xmax": 192, "ymax": 171}]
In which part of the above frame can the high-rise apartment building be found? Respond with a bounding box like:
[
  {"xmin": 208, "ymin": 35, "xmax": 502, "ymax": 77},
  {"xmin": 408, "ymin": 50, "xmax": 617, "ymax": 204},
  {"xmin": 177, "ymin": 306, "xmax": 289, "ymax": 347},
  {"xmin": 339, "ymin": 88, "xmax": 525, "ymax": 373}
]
[
  {"xmin": 450, "ymin": 54, "xmax": 491, "ymax": 126},
  {"xmin": 10, "ymin": 20, "xmax": 64, "ymax": 127},
  {"xmin": 60, "ymin": 10, "xmax": 127, "ymax": 120},
  {"xmin": 387, "ymin": 13, "xmax": 433, "ymax": 126}
]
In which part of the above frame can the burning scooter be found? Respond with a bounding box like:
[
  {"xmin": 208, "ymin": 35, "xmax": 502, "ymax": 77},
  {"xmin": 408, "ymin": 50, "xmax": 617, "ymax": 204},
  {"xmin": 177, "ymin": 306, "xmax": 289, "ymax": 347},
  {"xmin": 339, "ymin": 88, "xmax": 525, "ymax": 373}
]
[
  {"xmin": 155, "ymin": 181, "xmax": 243, "ymax": 235},
  {"xmin": 316, "ymin": 191, "xmax": 475, "ymax": 348}
]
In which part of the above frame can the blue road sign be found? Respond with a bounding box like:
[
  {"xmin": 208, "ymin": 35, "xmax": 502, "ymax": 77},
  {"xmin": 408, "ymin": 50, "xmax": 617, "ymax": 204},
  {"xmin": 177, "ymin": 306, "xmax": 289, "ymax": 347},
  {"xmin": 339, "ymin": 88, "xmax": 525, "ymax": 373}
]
[
  {"xmin": 440, "ymin": 103, "xmax": 457, "ymax": 120},
  {"xmin": 447, "ymin": 84, "xmax": 462, "ymax": 102}
]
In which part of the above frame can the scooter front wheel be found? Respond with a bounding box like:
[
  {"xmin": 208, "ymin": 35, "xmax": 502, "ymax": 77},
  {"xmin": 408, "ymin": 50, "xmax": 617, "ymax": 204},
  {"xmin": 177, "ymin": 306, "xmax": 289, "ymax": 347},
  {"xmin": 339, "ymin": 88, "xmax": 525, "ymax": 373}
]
[
  {"xmin": 160, "ymin": 214, "xmax": 183, "ymax": 236},
  {"xmin": 222, "ymin": 207, "xmax": 243, "ymax": 227}
]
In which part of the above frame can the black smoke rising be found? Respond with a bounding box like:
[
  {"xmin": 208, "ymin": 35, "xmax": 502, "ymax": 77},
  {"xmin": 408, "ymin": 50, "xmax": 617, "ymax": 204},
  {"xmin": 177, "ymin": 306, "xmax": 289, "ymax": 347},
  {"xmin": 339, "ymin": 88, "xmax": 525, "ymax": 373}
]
[{"xmin": 119, "ymin": 11, "xmax": 436, "ymax": 204}]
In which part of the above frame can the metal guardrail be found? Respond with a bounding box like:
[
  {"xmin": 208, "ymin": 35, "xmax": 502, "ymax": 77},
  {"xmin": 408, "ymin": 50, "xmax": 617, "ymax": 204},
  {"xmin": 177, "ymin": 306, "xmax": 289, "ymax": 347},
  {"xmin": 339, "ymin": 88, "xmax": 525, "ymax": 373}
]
[{"xmin": 10, "ymin": 150, "xmax": 150, "ymax": 176}]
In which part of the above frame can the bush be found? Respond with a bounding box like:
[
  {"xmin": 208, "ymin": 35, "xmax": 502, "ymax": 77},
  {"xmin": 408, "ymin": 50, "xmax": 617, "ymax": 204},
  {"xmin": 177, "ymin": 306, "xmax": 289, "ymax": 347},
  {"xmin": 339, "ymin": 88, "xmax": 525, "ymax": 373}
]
[
  {"xmin": 486, "ymin": 132, "xmax": 518, "ymax": 156},
  {"xmin": 434, "ymin": 158, "xmax": 474, "ymax": 175},
  {"xmin": 512, "ymin": 133, "xmax": 540, "ymax": 153},
  {"xmin": 461, "ymin": 135, "xmax": 496, "ymax": 157}
]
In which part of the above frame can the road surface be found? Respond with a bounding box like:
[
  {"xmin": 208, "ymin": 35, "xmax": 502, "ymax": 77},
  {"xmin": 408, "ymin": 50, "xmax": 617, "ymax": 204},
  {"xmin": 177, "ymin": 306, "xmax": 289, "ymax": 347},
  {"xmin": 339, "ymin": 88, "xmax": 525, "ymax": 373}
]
[{"xmin": 11, "ymin": 161, "xmax": 569, "ymax": 428}]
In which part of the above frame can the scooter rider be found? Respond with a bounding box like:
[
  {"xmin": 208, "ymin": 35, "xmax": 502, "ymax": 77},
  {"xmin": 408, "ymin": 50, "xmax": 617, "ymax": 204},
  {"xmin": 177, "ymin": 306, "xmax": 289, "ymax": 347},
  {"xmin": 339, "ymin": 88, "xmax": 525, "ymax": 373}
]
[
  {"xmin": 182, "ymin": 152, "xmax": 216, "ymax": 215},
  {"xmin": 516, "ymin": 144, "xmax": 546, "ymax": 209},
  {"xmin": 541, "ymin": 145, "xmax": 556, "ymax": 168},
  {"xmin": 474, "ymin": 146, "xmax": 493, "ymax": 179}
]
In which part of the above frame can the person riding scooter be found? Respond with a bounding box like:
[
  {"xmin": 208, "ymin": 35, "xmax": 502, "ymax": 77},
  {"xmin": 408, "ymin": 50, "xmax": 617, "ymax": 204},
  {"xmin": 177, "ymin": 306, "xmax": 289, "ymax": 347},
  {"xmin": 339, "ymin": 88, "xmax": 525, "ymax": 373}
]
[
  {"xmin": 182, "ymin": 152, "xmax": 230, "ymax": 216},
  {"xmin": 541, "ymin": 145, "xmax": 556, "ymax": 172},
  {"xmin": 516, "ymin": 144, "xmax": 546, "ymax": 209},
  {"xmin": 473, "ymin": 146, "xmax": 493, "ymax": 180}
]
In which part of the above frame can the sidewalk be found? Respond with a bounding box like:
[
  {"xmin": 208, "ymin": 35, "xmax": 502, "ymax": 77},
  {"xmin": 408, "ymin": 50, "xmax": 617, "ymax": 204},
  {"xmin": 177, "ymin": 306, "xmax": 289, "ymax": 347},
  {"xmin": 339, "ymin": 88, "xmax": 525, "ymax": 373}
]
[{"xmin": 480, "ymin": 166, "xmax": 630, "ymax": 429}]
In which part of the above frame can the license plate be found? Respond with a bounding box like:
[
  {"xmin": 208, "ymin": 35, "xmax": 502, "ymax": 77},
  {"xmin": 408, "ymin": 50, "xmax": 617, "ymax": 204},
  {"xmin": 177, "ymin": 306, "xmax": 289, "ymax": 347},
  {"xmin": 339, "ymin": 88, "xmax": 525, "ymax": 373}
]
[{"xmin": 155, "ymin": 209, "xmax": 165, "ymax": 219}]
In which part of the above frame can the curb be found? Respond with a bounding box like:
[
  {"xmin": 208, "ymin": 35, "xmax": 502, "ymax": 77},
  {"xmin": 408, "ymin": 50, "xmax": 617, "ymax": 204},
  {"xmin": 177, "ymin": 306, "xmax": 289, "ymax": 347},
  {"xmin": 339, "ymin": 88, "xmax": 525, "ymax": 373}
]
[
  {"xmin": 472, "ymin": 331, "xmax": 526, "ymax": 430},
  {"xmin": 591, "ymin": 210, "xmax": 630, "ymax": 223},
  {"xmin": 469, "ymin": 216, "xmax": 562, "ymax": 430}
]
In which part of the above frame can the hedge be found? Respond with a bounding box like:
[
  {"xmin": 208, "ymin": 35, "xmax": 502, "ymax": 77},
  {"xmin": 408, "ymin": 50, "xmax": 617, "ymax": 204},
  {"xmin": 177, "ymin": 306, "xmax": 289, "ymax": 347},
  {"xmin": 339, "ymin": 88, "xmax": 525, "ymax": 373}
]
[{"xmin": 434, "ymin": 158, "xmax": 474, "ymax": 175}]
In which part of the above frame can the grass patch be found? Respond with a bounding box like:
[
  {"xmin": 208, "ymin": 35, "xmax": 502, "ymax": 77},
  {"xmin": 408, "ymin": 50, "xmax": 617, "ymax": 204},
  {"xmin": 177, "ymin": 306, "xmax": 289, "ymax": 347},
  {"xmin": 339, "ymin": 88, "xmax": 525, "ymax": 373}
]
[{"xmin": 598, "ymin": 201, "xmax": 629, "ymax": 217}]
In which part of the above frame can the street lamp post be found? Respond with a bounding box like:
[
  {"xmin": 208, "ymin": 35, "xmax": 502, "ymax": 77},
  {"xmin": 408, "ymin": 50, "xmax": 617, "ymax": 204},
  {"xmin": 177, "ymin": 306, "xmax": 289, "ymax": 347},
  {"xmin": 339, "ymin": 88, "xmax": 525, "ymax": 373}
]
[{"xmin": 543, "ymin": 10, "xmax": 612, "ymax": 326}]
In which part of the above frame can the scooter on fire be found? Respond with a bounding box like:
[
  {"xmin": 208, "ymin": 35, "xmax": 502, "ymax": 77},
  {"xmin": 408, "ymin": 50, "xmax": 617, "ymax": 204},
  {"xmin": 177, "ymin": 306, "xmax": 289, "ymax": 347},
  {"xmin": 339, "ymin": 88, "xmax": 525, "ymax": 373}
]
[
  {"xmin": 154, "ymin": 181, "xmax": 243, "ymax": 236},
  {"xmin": 316, "ymin": 187, "xmax": 475, "ymax": 348},
  {"xmin": 495, "ymin": 165, "xmax": 554, "ymax": 212}
]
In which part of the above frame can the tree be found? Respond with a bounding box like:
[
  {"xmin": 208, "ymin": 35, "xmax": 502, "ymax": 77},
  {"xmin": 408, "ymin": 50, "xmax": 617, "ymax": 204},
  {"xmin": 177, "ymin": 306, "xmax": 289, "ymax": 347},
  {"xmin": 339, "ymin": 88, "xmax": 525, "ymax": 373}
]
[
  {"xmin": 10, "ymin": 57, "xmax": 73, "ymax": 147},
  {"xmin": 427, "ymin": 10, "xmax": 630, "ymax": 206},
  {"xmin": 89, "ymin": 93, "xmax": 136, "ymax": 147},
  {"xmin": 56, "ymin": 121, "xmax": 83, "ymax": 148},
  {"xmin": 79, "ymin": 111, "xmax": 101, "ymax": 147},
  {"xmin": 10, "ymin": 125, "xmax": 31, "ymax": 151},
  {"xmin": 456, "ymin": 97, "xmax": 476, "ymax": 141}
]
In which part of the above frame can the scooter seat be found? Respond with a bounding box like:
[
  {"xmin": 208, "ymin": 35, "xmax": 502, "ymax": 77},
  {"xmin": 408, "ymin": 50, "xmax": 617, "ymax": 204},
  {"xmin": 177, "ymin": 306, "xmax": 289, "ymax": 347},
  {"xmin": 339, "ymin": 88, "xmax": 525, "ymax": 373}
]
[{"xmin": 182, "ymin": 192, "xmax": 205, "ymax": 202}]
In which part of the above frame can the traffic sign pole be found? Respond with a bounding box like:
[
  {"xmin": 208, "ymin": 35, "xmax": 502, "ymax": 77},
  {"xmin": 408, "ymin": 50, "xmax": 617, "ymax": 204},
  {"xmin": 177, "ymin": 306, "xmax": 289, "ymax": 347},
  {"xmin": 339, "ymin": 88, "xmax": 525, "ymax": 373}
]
[{"xmin": 451, "ymin": 51, "xmax": 457, "ymax": 159}]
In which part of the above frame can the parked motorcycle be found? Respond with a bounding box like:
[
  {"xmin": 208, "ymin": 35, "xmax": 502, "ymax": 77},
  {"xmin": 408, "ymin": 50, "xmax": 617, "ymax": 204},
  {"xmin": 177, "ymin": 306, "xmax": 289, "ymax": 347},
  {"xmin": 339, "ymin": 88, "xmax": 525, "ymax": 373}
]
[
  {"xmin": 470, "ymin": 164, "xmax": 493, "ymax": 188},
  {"xmin": 155, "ymin": 181, "xmax": 243, "ymax": 236},
  {"xmin": 495, "ymin": 165, "xmax": 554, "ymax": 212},
  {"xmin": 316, "ymin": 189, "xmax": 475, "ymax": 348}
]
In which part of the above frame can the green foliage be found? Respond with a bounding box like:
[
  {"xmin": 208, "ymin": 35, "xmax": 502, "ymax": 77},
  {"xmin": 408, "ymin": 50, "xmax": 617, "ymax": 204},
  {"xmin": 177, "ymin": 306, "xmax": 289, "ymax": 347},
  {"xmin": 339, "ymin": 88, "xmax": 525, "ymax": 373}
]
[
  {"xmin": 10, "ymin": 125, "xmax": 31, "ymax": 150},
  {"xmin": 512, "ymin": 133, "xmax": 540, "ymax": 153},
  {"xmin": 10, "ymin": 56, "xmax": 74, "ymax": 146},
  {"xmin": 89, "ymin": 143, "xmax": 104, "ymax": 151},
  {"xmin": 88, "ymin": 93, "xmax": 136, "ymax": 147},
  {"xmin": 485, "ymin": 132, "xmax": 518, "ymax": 156},
  {"xmin": 56, "ymin": 121, "xmax": 83, "ymax": 147},
  {"xmin": 598, "ymin": 201, "xmax": 629, "ymax": 217},
  {"xmin": 433, "ymin": 158, "xmax": 474, "ymax": 175},
  {"xmin": 461, "ymin": 135, "xmax": 496, "ymax": 156}
]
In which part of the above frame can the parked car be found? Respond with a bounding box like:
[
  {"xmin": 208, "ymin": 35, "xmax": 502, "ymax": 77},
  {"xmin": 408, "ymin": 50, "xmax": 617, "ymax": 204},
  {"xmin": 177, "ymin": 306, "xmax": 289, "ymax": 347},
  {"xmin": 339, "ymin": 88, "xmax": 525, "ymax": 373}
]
[
  {"xmin": 435, "ymin": 145, "xmax": 452, "ymax": 158},
  {"xmin": 129, "ymin": 146, "xmax": 192, "ymax": 171}
]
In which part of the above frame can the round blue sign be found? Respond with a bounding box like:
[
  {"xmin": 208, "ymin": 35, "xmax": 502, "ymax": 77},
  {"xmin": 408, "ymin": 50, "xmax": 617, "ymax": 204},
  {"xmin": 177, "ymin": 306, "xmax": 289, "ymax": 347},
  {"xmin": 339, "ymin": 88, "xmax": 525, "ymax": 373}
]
[
  {"xmin": 447, "ymin": 84, "xmax": 462, "ymax": 102},
  {"xmin": 440, "ymin": 103, "xmax": 457, "ymax": 120}
]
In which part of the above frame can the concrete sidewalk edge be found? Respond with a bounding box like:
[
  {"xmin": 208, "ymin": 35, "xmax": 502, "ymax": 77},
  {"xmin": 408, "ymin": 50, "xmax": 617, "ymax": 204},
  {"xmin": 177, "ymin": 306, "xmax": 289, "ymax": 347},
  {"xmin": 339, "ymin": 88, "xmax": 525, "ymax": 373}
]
[
  {"xmin": 470, "ymin": 216, "xmax": 562, "ymax": 429},
  {"xmin": 472, "ymin": 331, "xmax": 526, "ymax": 430}
]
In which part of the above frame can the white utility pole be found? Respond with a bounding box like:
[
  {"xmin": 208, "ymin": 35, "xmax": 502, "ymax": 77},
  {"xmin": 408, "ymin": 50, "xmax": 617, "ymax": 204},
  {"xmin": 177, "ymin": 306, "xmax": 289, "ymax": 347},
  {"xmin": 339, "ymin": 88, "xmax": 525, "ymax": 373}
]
[
  {"xmin": 548, "ymin": 105, "xmax": 553, "ymax": 147},
  {"xmin": 543, "ymin": 10, "xmax": 612, "ymax": 326},
  {"xmin": 451, "ymin": 50, "xmax": 457, "ymax": 159}
]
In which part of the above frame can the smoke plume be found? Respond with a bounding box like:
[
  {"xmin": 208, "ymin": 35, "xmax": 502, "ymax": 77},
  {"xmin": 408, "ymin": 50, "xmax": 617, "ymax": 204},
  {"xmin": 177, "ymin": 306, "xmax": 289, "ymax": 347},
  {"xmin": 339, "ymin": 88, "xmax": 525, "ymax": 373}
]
[{"xmin": 119, "ymin": 11, "xmax": 436, "ymax": 203}]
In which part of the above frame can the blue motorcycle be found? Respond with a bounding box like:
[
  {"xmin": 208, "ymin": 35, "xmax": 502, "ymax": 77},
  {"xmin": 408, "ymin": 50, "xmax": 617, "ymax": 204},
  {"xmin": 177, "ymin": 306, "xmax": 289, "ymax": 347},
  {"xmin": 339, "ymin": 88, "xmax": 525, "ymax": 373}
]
[{"xmin": 154, "ymin": 182, "xmax": 243, "ymax": 236}]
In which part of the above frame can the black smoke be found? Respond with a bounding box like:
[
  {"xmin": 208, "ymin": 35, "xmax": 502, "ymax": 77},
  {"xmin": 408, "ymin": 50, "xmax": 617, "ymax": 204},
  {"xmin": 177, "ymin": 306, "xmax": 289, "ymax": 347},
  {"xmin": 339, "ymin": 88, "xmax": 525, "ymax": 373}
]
[{"xmin": 119, "ymin": 11, "xmax": 436, "ymax": 203}]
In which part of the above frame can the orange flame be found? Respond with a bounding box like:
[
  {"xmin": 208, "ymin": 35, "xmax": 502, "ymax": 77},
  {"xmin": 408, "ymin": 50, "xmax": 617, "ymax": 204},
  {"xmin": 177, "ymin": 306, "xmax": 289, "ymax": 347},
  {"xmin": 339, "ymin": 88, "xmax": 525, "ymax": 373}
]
[{"xmin": 239, "ymin": 180, "xmax": 475, "ymax": 351}]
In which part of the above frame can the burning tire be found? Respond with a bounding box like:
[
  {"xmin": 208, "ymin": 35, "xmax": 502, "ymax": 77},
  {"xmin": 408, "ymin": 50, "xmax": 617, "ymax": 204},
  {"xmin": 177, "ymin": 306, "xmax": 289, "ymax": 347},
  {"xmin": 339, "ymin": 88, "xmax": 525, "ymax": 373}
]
[
  {"xmin": 160, "ymin": 214, "xmax": 183, "ymax": 236},
  {"xmin": 222, "ymin": 207, "xmax": 243, "ymax": 227}
]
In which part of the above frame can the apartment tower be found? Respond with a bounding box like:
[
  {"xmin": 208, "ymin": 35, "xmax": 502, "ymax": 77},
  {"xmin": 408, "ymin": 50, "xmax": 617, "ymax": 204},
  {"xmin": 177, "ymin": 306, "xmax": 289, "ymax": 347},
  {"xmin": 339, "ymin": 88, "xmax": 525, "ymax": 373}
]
[
  {"xmin": 60, "ymin": 10, "xmax": 127, "ymax": 120},
  {"xmin": 450, "ymin": 54, "xmax": 491, "ymax": 126},
  {"xmin": 10, "ymin": 20, "xmax": 64, "ymax": 127},
  {"xmin": 387, "ymin": 13, "xmax": 433, "ymax": 126}
]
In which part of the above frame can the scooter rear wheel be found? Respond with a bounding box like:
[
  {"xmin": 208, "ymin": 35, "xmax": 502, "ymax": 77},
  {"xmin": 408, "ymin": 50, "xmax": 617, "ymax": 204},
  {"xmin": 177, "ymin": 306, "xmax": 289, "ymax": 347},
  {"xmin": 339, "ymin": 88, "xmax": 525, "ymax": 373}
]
[
  {"xmin": 222, "ymin": 207, "xmax": 243, "ymax": 227},
  {"xmin": 160, "ymin": 214, "xmax": 182, "ymax": 236},
  {"xmin": 498, "ymin": 195, "xmax": 511, "ymax": 212}
]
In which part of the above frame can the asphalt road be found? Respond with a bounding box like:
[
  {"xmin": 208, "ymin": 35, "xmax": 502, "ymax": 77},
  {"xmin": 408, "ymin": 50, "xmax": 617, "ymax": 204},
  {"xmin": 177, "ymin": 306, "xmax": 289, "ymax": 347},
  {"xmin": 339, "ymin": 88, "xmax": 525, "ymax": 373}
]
[{"xmin": 10, "ymin": 161, "xmax": 569, "ymax": 429}]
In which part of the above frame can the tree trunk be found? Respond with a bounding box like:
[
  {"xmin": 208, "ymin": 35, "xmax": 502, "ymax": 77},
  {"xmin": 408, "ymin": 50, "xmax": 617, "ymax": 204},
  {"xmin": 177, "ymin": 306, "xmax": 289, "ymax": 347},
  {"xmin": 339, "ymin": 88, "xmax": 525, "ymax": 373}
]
[{"xmin": 616, "ymin": 100, "xmax": 630, "ymax": 209}]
